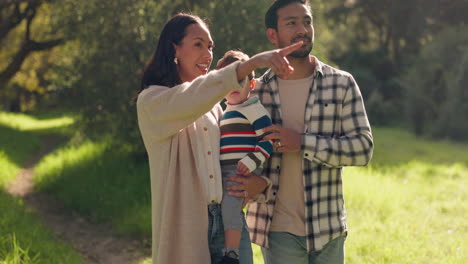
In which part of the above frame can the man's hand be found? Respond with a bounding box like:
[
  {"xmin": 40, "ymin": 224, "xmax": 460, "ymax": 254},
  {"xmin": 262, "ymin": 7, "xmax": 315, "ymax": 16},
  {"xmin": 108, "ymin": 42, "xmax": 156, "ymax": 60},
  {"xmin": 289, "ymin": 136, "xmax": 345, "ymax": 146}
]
[
  {"xmin": 227, "ymin": 173, "xmax": 268, "ymax": 207},
  {"xmin": 263, "ymin": 125, "xmax": 301, "ymax": 152}
]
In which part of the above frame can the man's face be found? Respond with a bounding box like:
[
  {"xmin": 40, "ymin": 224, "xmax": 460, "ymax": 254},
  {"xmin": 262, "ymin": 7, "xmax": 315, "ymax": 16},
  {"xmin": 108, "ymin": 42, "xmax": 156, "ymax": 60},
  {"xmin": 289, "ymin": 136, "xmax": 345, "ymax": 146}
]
[{"xmin": 272, "ymin": 2, "xmax": 314, "ymax": 58}]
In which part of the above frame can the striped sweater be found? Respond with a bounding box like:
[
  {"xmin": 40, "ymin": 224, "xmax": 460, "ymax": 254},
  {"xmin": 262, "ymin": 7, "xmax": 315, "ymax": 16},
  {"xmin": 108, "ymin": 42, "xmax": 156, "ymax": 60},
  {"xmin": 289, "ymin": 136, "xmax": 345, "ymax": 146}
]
[{"xmin": 220, "ymin": 96, "xmax": 274, "ymax": 173}]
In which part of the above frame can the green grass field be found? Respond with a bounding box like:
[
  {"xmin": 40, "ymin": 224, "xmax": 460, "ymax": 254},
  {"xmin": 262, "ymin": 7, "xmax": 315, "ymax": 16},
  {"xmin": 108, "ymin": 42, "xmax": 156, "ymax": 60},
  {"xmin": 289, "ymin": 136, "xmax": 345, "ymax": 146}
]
[
  {"xmin": 1, "ymin": 111, "xmax": 466, "ymax": 263},
  {"xmin": 33, "ymin": 140, "xmax": 152, "ymax": 237},
  {"xmin": 343, "ymin": 128, "xmax": 467, "ymax": 263},
  {"xmin": 0, "ymin": 112, "xmax": 81, "ymax": 264}
]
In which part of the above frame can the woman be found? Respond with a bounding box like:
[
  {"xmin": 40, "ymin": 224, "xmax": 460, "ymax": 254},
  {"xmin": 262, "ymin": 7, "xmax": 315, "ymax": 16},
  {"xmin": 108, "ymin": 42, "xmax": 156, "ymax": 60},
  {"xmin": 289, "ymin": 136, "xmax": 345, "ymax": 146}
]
[{"xmin": 137, "ymin": 13, "xmax": 301, "ymax": 264}]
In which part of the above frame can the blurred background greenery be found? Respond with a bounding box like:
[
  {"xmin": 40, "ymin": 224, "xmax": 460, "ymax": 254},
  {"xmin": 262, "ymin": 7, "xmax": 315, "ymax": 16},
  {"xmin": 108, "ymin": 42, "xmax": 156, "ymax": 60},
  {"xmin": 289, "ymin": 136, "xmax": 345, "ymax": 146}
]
[
  {"xmin": 2, "ymin": 0, "xmax": 467, "ymax": 149},
  {"xmin": 1, "ymin": 1, "xmax": 468, "ymax": 263}
]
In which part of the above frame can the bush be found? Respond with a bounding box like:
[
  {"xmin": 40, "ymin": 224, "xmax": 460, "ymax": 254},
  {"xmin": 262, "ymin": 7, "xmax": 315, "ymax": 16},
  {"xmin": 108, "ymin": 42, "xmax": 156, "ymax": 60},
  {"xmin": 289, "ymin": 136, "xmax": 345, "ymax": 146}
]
[
  {"xmin": 401, "ymin": 25, "xmax": 468, "ymax": 141},
  {"xmin": 336, "ymin": 49, "xmax": 403, "ymax": 125}
]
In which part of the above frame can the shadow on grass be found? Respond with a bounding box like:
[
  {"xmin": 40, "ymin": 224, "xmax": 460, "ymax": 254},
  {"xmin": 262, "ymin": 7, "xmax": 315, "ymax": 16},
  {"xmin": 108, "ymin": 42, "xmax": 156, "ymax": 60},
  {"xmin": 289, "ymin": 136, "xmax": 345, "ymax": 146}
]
[
  {"xmin": 0, "ymin": 124, "xmax": 41, "ymax": 168},
  {"xmin": 0, "ymin": 111, "xmax": 77, "ymax": 172}
]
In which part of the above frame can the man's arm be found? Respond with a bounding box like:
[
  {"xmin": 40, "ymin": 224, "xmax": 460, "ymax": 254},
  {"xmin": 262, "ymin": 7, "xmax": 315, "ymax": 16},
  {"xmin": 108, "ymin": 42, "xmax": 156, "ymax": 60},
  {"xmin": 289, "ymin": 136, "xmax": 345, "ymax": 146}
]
[
  {"xmin": 262, "ymin": 75, "xmax": 373, "ymax": 168},
  {"xmin": 302, "ymin": 75, "xmax": 373, "ymax": 167}
]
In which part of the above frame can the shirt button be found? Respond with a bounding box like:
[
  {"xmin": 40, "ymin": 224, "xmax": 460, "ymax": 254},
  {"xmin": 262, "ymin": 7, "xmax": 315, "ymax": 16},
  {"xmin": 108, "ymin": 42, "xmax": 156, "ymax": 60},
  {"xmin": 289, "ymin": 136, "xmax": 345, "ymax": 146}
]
[
  {"xmin": 211, "ymin": 200, "xmax": 216, "ymax": 203},
  {"xmin": 276, "ymin": 166, "xmax": 280, "ymax": 169},
  {"xmin": 209, "ymin": 174, "xmax": 214, "ymax": 179},
  {"xmin": 305, "ymin": 153, "xmax": 309, "ymax": 157},
  {"xmin": 204, "ymin": 127, "xmax": 208, "ymax": 131},
  {"xmin": 208, "ymin": 151, "xmax": 211, "ymax": 155}
]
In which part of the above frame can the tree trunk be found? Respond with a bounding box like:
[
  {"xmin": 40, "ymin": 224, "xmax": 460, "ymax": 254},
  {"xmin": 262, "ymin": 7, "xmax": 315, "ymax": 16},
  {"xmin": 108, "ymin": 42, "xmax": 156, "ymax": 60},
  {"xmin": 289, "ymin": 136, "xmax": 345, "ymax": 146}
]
[{"xmin": 0, "ymin": 0, "xmax": 64, "ymax": 90}]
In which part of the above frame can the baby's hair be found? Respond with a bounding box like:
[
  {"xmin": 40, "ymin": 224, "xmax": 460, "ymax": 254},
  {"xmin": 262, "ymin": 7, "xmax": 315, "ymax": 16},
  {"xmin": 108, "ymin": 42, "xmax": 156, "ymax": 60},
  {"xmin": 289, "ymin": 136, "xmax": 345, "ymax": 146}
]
[{"xmin": 216, "ymin": 50, "xmax": 253, "ymax": 79}]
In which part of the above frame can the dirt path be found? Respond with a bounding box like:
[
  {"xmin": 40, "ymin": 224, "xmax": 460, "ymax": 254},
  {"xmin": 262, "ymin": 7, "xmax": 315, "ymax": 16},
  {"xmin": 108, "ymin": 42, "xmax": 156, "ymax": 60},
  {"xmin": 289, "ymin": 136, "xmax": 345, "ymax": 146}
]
[{"xmin": 6, "ymin": 135, "xmax": 151, "ymax": 264}]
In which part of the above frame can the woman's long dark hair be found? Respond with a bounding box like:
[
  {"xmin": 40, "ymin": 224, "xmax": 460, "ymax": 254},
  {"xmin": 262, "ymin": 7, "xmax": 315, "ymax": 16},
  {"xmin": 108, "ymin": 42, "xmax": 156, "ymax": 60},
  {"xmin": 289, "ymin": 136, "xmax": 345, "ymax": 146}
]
[{"xmin": 139, "ymin": 13, "xmax": 207, "ymax": 93}]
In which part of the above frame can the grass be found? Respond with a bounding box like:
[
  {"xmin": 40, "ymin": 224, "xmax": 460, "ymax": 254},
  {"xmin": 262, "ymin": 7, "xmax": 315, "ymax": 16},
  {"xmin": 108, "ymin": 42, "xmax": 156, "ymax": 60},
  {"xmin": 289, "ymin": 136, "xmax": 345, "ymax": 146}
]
[
  {"xmin": 344, "ymin": 163, "xmax": 466, "ymax": 263},
  {"xmin": 33, "ymin": 141, "xmax": 152, "ymax": 237},
  {"xmin": 0, "ymin": 111, "xmax": 81, "ymax": 264},
  {"xmin": 2, "ymin": 111, "xmax": 467, "ymax": 263},
  {"xmin": 0, "ymin": 111, "xmax": 75, "ymax": 186},
  {"xmin": 34, "ymin": 125, "xmax": 468, "ymax": 263},
  {"xmin": 0, "ymin": 190, "xmax": 82, "ymax": 264},
  {"xmin": 0, "ymin": 125, "xmax": 39, "ymax": 187},
  {"xmin": 0, "ymin": 111, "xmax": 76, "ymax": 136},
  {"xmin": 343, "ymin": 128, "xmax": 467, "ymax": 263}
]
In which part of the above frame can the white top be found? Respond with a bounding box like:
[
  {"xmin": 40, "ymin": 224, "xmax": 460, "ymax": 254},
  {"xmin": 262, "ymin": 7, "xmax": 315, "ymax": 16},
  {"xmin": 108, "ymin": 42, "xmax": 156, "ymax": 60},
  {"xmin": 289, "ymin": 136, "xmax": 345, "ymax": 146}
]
[{"xmin": 270, "ymin": 74, "xmax": 314, "ymax": 235}]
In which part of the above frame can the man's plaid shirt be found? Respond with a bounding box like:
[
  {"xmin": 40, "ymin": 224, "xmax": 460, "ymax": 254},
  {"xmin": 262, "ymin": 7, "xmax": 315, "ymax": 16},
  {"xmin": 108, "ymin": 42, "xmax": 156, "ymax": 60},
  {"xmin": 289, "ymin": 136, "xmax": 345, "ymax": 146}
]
[{"xmin": 246, "ymin": 57, "xmax": 373, "ymax": 252}]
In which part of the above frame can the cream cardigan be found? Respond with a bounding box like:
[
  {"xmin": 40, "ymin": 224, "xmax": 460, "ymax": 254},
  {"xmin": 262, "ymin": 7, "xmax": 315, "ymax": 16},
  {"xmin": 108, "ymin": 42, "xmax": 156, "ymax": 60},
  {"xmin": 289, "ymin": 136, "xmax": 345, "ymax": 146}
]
[{"xmin": 137, "ymin": 62, "xmax": 243, "ymax": 264}]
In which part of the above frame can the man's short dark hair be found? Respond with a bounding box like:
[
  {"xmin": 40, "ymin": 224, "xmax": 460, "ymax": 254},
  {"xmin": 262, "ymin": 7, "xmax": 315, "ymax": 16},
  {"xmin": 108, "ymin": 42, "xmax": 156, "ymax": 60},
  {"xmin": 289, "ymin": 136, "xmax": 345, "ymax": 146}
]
[{"xmin": 265, "ymin": 0, "xmax": 310, "ymax": 30}]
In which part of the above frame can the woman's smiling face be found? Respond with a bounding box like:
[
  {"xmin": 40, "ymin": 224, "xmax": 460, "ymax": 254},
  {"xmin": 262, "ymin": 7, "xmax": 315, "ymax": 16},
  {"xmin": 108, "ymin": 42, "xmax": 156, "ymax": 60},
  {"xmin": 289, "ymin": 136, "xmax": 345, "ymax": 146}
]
[{"xmin": 174, "ymin": 23, "xmax": 214, "ymax": 83}]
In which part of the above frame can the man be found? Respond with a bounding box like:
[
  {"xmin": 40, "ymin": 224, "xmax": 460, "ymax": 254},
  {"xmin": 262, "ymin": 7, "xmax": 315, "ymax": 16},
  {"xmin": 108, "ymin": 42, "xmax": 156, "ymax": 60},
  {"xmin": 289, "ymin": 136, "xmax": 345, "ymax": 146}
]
[{"xmin": 246, "ymin": 0, "xmax": 374, "ymax": 263}]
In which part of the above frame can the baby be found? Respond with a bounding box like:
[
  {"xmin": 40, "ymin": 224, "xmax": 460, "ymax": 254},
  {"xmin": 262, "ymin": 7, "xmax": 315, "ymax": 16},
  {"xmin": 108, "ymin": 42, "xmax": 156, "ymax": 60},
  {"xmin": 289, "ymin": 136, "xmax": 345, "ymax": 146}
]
[{"xmin": 217, "ymin": 50, "xmax": 274, "ymax": 264}]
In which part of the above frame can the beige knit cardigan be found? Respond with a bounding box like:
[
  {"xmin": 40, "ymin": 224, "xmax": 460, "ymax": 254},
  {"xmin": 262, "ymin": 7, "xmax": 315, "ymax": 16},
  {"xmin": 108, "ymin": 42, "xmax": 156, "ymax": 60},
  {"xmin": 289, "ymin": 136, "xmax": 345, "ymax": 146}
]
[{"xmin": 137, "ymin": 62, "xmax": 243, "ymax": 264}]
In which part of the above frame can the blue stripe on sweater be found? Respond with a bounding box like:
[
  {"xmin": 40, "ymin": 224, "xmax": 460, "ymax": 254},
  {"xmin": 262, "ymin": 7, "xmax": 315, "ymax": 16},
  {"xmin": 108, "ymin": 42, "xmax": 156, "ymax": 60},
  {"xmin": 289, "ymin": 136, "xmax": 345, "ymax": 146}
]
[
  {"xmin": 221, "ymin": 110, "xmax": 246, "ymax": 120},
  {"xmin": 253, "ymin": 115, "xmax": 273, "ymax": 131},
  {"xmin": 258, "ymin": 140, "xmax": 274, "ymax": 154},
  {"xmin": 221, "ymin": 137, "xmax": 257, "ymax": 146}
]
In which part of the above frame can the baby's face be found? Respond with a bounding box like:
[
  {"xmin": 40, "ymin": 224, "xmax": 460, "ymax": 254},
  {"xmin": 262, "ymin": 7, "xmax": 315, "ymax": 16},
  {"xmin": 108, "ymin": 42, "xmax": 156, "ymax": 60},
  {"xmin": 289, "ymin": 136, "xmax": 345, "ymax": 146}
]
[{"xmin": 225, "ymin": 79, "xmax": 251, "ymax": 105}]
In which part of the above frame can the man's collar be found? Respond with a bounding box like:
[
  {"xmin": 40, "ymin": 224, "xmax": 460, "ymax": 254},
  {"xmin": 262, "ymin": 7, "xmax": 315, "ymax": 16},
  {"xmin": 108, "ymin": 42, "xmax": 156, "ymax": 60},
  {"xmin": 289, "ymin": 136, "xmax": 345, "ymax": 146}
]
[
  {"xmin": 313, "ymin": 56, "xmax": 324, "ymax": 76},
  {"xmin": 261, "ymin": 56, "xmax": 323, "ymax": 84}
]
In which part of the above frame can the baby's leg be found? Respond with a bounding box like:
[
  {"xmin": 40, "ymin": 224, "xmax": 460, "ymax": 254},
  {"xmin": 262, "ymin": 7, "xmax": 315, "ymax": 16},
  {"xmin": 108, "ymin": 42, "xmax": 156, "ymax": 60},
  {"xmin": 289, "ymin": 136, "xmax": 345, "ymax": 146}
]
[{"xmin": 221, "ymin": 165, "xmax": 245, "ymax": 257}]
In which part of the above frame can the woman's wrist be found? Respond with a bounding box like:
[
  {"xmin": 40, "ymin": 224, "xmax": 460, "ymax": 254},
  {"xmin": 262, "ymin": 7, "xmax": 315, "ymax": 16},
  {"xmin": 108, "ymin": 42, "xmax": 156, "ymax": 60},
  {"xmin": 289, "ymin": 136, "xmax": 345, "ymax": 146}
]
[{"xmin": 236, "ymin": 58, "xmax": 256, "ymax": 81}]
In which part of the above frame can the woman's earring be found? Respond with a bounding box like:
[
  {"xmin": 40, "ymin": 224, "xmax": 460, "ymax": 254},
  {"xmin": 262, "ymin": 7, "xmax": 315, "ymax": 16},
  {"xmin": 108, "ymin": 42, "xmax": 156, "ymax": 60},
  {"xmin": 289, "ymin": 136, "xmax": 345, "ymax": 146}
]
[{"xmin": 174, "ymin": 57, "xmax": 178, "ymax": 64}]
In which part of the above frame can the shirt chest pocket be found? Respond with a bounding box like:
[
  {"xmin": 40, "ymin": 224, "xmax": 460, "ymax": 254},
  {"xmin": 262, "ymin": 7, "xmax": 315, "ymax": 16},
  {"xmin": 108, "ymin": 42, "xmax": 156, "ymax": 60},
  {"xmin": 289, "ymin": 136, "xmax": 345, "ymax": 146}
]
[{"xmin": 308, "ymin": 100, "xmax": 342, "ymax": 135}]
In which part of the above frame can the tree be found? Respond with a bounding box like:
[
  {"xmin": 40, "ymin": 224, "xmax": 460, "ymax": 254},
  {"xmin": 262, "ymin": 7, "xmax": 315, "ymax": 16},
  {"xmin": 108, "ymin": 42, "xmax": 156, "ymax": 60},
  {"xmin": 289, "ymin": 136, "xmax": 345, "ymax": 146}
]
[
  {"xmin": 322, "ymin": 0, "xmax": 468, "ymax": 127},
  {"xmin": 47, "ymin": 0, "xmax": 275, "ymax": 148},
  {"xmin": 326, "ymin": 0, "xmax": 468, "ymax": 65},
  {"xmin": 402, "ymin": 25, "xmax": 468, "ymax": 140},
  {"xmin": 0, "ymin": 0, "xmax": 64, "ymax": 91}
]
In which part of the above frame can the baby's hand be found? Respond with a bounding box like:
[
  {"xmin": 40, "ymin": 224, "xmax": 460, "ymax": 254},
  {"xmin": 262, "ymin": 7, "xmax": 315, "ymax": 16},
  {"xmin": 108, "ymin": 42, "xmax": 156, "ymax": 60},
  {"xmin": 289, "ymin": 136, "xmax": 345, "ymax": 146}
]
[{"xmin": 237, "ymin": 161, "xmax": 251, "ymax": 176}]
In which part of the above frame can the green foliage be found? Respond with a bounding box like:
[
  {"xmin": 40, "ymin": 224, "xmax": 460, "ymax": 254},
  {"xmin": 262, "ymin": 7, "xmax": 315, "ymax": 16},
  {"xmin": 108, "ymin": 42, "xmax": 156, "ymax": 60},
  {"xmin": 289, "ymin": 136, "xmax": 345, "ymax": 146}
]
[
  {"xmin": 47, "ymin": 0, "xmax": 165, "ymax": 149},
  {"xmin": 401, "ymin": 25, "xmax": 468, "ymax": 140},
  {"xmin": 2, "ymin": 0, "xmax": 467, "ymax": 143},
  {"xmin": 0, "ymin": 1, "xmax": 66, "ymax": 112},
  {"xmin": 43, "ymin": 0, "xmax": 335, "ymax": 151},
  {"xmin": 326, "ymin": 0, "xmax": 467, "ymax": 64},
  {"xmin": 196, "ymin": 1, "xmax": 272, "ymax": 58},
  {"xmin": 0, "ymin": 191, "xmax": 82, "ymax": 264},
  {"xmin": 324, "ymin": 0, "xmax": 468, "ymax": 135},
  {"xmin": 335, "ymin": 49, "xmax": 402, "ymax": 125}
]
